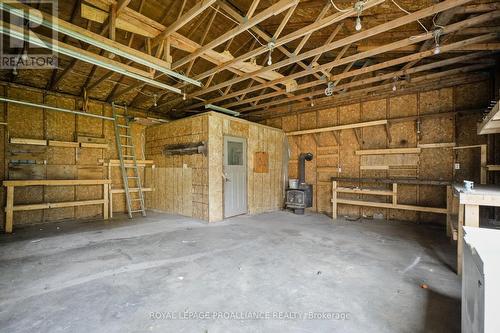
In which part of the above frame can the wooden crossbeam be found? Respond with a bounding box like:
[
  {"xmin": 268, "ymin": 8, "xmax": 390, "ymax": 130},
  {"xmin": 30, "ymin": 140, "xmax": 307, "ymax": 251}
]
[
  {"xmin": 251, "ymin": 69, "xmax": 490, "ymax": 119},
  {"xmin": 171, "ymin": 0, "xmax": 299, "ymax": 70},
  {"xmin": 210, "ymin": 25, "xmax": 497, "ymax": 110},
  {"xmin": 180, "ymin": 0, "xmax": 475, "ymax": 102},
  {"xmin": 242, "ymin": 57, "xmax": 494, "ymax": 112},
  {"xmin": 151, "ymin": 0, "xmax": 216, "ymax": 47},
  {"xmin": 235, "ymin": 42, "xmax": 495, "ymax": 112}
]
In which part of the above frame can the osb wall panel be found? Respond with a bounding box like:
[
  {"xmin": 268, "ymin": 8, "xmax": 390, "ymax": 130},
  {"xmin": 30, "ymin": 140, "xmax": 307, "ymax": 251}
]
[
  {"xmin": 0, "ymin": 85, "xmax": 146, "ymax": 230},
  {"xmin": 265, "ymin": 81, "xmax": 490, "ymax": 225},
  {"xmin": 208, "ymin": 113, "xmax": 285, "ymax": 222},
  {"xmin": 145, "ymin": 114, "xmax": 208, "ymax": 220}
]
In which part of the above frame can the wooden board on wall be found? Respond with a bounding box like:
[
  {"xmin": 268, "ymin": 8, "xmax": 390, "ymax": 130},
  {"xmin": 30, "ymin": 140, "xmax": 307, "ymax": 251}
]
[
  {"xmin": 254, "ymin": 152, "xmax": 269, "ymax": 173},
  {"xmin": 273, "ymin": 80, "xmax": 490, "ymax": 223},
  {"xmin": 0, "ymin": 86, "xmax": 148, "ymax": 230}
]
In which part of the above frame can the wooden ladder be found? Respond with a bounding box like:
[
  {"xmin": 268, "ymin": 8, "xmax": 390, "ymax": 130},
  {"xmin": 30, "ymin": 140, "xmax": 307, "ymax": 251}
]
[{"xmin": 112, "ymin": 102, "xmax": 146, "ymax": 218}]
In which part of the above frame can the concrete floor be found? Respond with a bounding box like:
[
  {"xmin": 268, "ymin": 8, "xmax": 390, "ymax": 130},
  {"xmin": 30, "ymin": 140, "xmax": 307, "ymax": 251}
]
[{"xmin": 0, "ymin": 211, "xmax": 460, "ymax": 333}]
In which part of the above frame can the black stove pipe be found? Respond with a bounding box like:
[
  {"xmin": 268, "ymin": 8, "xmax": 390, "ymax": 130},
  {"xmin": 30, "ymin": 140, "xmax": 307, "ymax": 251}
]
[{"xmin": 298, "ymin": 153, "xmax": 313, "ymax": 184}]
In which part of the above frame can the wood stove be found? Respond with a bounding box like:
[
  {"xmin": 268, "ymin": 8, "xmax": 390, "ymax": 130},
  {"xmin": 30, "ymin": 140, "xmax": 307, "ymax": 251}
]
[{"xmin": 286, "ymin": 153, "xmax": 313, "ymax": 214}]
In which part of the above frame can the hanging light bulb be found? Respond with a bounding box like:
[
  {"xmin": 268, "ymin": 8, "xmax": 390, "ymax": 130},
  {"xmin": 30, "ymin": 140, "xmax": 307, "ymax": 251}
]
[
  {"xmin": 355, "ymin": 16, "xmax": 362, "ymax": 31},
  {"xmin": 392, "ymin": 77, "xmax": 398, "ymax": 92},
  {"xmin": 267, "ymin": 41, "xmax": 275, "ymax": 66},
  {"xmin": 182, "ymin": 92, "xmax": 186, "ymax": 101},
  {"xmin": 21, "ymin": 50, "xmax": 28, "ymax": 62},
  {"xmin": 354, "ymin": 1, "xmax": 365, "ymax": 31},
  {"xmin": 153, "ymin": 94, "xmax": 158, "ymax": 107},
  {"xmin": 434, "ymin": 43, "xmax": 441, "ymax": 55},
  {"xmin": 433, "ymin": 28, "xmax": 443, "ymax": 55}
]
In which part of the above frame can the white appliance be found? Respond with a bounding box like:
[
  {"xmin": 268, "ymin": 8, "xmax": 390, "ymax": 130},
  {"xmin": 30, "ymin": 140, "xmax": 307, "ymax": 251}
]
[{"xmin": 462, "ymin": 227, "xmax": 500, "ymax": 333}]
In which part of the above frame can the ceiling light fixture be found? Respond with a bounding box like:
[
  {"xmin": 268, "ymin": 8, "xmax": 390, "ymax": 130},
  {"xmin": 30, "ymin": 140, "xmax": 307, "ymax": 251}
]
[
  {"xmin": 354, "ymin": 1, "xmax": 366, "ymax": 31},
  {"xmin": 433, "ymin": 28, "xmax": 443, "ymax": 55},
  {"xmin": 267, "ymin": 41, "xmax": 276, "ymax": 66},
  {"xmin": 325, "ymin": 81, "xmax": 335, "ymax": 96},
  {"xmin": 392, "ymin": 77, "xmax": 398, "ymax": 92},
  {"xmin": 205, "ymin": 104, "xmax": 240, "ymax": 117}
]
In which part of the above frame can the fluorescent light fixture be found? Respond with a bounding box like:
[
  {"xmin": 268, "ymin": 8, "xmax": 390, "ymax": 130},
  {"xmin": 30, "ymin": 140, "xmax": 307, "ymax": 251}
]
[
  {"xmin": 0, "ymin": 97, "xmax": 115, "ymax": 121},
  {"xmin": 0, "ymin": 1, "xmax": 201, "ymax": 88},
  {"xmin": 0, "ymin": 21, "xmax": 183, "ymax": 94},
  {"xmin": 205, "ymin": 104, "xmax": 240, "ymax": 116}
]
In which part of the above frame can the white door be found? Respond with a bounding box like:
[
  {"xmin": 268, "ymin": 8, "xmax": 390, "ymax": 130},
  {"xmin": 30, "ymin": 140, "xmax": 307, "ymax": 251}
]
[{"xmin": 224, "ymin": 136, "xmax": 247, "ymax": 218}]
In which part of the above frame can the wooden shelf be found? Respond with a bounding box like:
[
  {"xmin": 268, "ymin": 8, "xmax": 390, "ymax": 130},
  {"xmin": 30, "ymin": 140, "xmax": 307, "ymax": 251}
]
[
  {"xmin": 331, "ymin": 180, "xmax": 450, "ymax": 220},
  {"xmin": 10, "ymin": 138, "xmax": 47, "ymax": 145},
  {"xmin": 355, "ymin": 148, "xmax": 421, "ymax": 155},
  {"xmin": 478, "ymin": 100, "xmax": 500, "ymax": 135},
  {"xmin": 286, "ymin": 120, "xmax": 387, "ymax": 136},
  {"xmin": 3, "ymin": 179, "xmax": 111, "ymax": 186},
  {"xmin": 336, "ymin": 187, "xmax": 393, "ymax": 196},
  {"xmin": 3, "ymin": 179, "xmax": 111, "ymax": 233},
  {"xmin": 10, "ymin": 137, "xmax": 108, "ymax": 149},
  {"xmin": 110, "ymin": 187, "xmax": 153, "ymax": 194}
]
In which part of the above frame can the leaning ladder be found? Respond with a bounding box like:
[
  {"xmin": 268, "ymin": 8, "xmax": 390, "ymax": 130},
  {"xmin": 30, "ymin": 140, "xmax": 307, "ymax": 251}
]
[{"xmin": 112, "ymin": 102, "xmax": 146, "ymax": 218}]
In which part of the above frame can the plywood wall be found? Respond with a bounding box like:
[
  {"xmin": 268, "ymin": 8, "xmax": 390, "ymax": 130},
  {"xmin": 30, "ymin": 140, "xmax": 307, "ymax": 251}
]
[
  {"xmin": 145, "ymin": 114, "xmax": 209, "ymax": 220},
  {"xmin": 208, "ymin": 112, "xmax": 285, "ymax": 222},
  {"xmin": 0, "ymin": 84, "xmax": 146, "ymax": 230},
  {"xmin": 145, "ymin": 112, "xmax": 285, "ymax": 222},
  {"xmin": 262, "ymin": 81, "xmax": 491, "ymax": 224}
]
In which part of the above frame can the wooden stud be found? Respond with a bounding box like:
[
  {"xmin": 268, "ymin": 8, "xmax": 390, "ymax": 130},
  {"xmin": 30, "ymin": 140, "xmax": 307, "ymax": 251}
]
[
  {"xmin": 392, "ymin": 183, "xmax": 398, "ymax": 206},
  {"xmin": 446, "ymin": 185, "xmax": 452, "ymax": 237},
  {"xmin": 5, "ymin": 186, "xmax": 14, "ymax": 233},
  {"xmin": 332, "ymin": 181, "xmax": 337, "ymax": 220}
]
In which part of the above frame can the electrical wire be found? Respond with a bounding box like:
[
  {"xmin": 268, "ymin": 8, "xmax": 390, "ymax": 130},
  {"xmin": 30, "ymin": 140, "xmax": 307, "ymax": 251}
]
[
  {"xmin": 432, "ymin": 13, "xmax": 445, "ymax": 29},
  {"xmin": 210, "ymin": 5, "xmax": 265, "ymax": 46},
  {"xmin": 390, "ymin": 0, "xmax": 429, "ymax": 33},
  {"xmin": 329, "ymin": 0, "xmax": 350, "ymax": 13}
]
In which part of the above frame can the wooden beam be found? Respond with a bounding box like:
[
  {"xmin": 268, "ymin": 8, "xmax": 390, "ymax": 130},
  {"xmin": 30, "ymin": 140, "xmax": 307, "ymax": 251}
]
[
  {"xmin": 235, "ymin": 46, "xmax": 495, "ymax": 112},
  {"xmin": 355, "ymin": 148, "xmax": 421, "ymax": 155},
  {"xmin": 252, "ymin": 72, "xmax": 488, "ymax": 119},
  {"xmin": 172, "ymin": 0, "xmax": 299, "ymax": 70},
  {"xmin": 286, "ymin": 120, "xmax": 387, "ymax": 136},
  {"xmin": 151, "ymin": 0, "xmax": 216, "ymax": 47},
  {"xmin": 182, "ymin": 0, "xmax": 476, "ymax": 101},
  {"xmin": 109, "ymin": 3, "xmax": 117, "ymax": 40},
  {"xmin": 246, "ymin": 0, "xmax": 261, "ymax": 19}
]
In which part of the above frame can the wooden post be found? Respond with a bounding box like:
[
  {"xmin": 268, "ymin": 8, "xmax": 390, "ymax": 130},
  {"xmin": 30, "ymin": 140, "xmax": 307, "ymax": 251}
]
[
  {"xmin": 5, "ymin": 186, "xmax": 14, "ymax": 233},
  {"xmin": 103, "ymin": 183, "xmax": 109, "ymax": 220},
  {"xmin": 480, "ymin": 144, "xmax": 487, "ymax": 184},
  {"xmin": 109, "ymin": 186, "xmax": 113, "ymax": 219},
  {"xmin": 332, "ymin": 181, "xmax": 337, "ymax": 220},
  {"xmin": 446, "ymin": 185, "xmax": 452, "ymax": 237},
  {"xmin": 464, "ymin": 204, "xmax": 480, "ymax": 227},
  {"xmin": 392, "ymin": 183, "xmax": 398, "ymax": 206},
  {"xmin": 457, "ymin": 203, "xmax": 464, "ymax": 275}
]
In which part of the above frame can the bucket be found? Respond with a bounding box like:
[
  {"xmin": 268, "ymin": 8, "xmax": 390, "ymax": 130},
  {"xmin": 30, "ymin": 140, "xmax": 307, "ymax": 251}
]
[{"xmin": 289, "ymin": 179, "xmax": 299, "ymax": 189}]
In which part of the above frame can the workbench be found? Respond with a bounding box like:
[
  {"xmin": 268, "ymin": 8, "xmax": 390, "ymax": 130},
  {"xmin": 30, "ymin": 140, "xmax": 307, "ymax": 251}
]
[
  {"xmin": 3, "ymin": 179, "xmax": 112, "ymax": 233},
  {"xmin": 330, "ymin": 177, "xmax": 452, "ymax": 220},
  {"xmin": 452, "ymin": 183, "xmax": 500, "ymax": 274}
]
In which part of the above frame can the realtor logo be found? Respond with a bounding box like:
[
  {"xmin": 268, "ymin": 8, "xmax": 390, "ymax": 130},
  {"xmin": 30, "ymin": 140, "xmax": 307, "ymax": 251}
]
[{"xmin": 0, "ymin": 0, "xmax": 58, "ymax": 70}]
